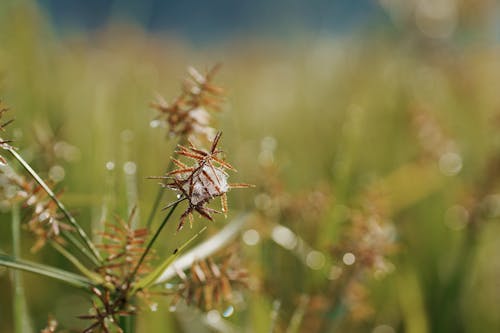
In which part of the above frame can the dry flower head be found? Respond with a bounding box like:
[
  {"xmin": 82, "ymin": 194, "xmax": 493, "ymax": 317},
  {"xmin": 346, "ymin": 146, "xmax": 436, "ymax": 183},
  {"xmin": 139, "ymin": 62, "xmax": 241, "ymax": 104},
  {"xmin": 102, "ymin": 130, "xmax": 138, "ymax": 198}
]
[
  {"xmin": 157, "ymin": 132, "xmax": 251, "ymax": 231},
  {"xmin": 151, "ymin": 64, "xmax": 224, "ymax": 144},
  {"xmin": 96, "ymin": 207, "xmax": 152, "ymax": 288},
  {"xmin": 170, "ymin": 252, "xmax": 247, "ymax": 311}
]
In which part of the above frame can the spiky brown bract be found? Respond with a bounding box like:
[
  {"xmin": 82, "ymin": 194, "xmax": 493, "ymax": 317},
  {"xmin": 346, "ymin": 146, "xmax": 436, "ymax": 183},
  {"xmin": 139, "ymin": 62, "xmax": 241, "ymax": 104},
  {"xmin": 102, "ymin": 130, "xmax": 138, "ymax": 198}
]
[
  {"xmin": 24, "ymin": 184, "xmax": 74, "ymax": 252},
  {"xmin": 151, "ymin": 64, "xmax": 224, "ymax": 144},
  {"xmin": 170, "ymin": 251, "xmax": 248, "ymax": 311},
  {"xmin": 0, "ymin": 166, "xmax": 73, "ymax": 252},
  {"xmin": 157, "ymin": 131, "xmax": 251, "ymax": 231},
  {"xmin": 96, "ymin": 208, "xmax": 152, "ymax": 287},
  {"xmin": 80, "ymin": 209, "xmax": 152, "ymax": 333}
]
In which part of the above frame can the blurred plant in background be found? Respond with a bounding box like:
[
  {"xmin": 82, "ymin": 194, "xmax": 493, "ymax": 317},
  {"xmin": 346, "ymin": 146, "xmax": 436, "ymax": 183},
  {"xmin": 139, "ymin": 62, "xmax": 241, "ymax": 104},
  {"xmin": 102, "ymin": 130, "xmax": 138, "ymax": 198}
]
[{"xmin": 1, "ymin": 0, "xmax": 500, "ymax": 332}]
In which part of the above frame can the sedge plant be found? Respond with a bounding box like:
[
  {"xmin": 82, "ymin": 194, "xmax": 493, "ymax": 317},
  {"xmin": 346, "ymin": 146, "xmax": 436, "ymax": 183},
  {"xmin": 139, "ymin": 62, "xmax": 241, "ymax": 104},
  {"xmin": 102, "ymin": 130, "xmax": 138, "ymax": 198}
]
[{"xmin": 0, "ymin": 66, "xmax": 251, "ymax": 333}]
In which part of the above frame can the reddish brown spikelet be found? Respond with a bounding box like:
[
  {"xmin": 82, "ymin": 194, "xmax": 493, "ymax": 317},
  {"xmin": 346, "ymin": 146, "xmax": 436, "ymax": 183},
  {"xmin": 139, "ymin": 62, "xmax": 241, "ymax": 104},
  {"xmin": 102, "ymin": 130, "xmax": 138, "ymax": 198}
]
[
  {"xmin": 158, "ymin": 132, "xmax": 251, "ymax": 231},
  {"xmin": 151, "ymin": 64, "xmax": 225, "ymax": 144},
  {"xmin": 171, "ymin": 252, "xmax": 247, "ymax": 311},
  {"xmin": 96, "ymin": 208, "xmax": 152, "ymax": 287}
]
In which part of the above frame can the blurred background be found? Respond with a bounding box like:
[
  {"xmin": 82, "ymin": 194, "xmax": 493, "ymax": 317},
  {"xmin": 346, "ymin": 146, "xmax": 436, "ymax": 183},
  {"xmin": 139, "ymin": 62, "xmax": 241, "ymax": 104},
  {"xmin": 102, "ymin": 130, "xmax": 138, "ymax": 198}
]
[{"xmin": 1, "ymin": 0, "xmax": 500, "ymax": 332}]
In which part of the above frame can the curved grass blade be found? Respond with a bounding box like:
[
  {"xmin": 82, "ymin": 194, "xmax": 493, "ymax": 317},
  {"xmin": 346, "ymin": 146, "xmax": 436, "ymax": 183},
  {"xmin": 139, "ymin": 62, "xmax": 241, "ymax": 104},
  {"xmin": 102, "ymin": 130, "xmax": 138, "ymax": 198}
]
[
  {"xmin": 154, "ymin": 213, "xmax": 250, "ymax": 284},
  {"xmin": 0, "ymin": 254, "xmax": 93, "ymax": 289},
  {"xmin": 132, "ymin": 226, "xmax": 207, "ymax": 293},
  {"xmin": 6, "ymin": 147, "xmax": 102, "ymax": 265}
]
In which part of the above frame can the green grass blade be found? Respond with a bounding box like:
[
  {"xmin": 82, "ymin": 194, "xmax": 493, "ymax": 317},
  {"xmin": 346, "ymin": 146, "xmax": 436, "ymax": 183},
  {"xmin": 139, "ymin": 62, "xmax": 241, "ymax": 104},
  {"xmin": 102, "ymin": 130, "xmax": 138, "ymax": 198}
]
[
  {"xmin": 154, "ymin": 214, "xmax": 249, "ymax": 284},
  {"xmin": 132, "ymin": 226, "xmax": 207, "ymax": 293},
  {"xmin": 6, "ymin": 147, "xmax": 102, "ymax": 264},
  {"xmin": 0, "ymin": 254, "xmax": 93, "ymax": 289}
]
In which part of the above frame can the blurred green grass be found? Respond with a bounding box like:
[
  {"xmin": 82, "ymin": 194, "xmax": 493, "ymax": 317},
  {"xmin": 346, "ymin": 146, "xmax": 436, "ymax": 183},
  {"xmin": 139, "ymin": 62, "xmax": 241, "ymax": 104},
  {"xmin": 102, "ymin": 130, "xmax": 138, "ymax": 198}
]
[{"xmin": 1, "ymin": 1, "xmax": 500, "ymax": 332}]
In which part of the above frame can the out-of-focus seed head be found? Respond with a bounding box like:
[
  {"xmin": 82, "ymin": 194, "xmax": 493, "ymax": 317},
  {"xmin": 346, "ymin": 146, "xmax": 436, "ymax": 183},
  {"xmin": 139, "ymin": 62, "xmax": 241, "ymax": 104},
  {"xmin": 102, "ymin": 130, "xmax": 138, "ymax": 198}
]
[{"xmin": 151, "ymin": 65, "xmax": 224, "ymax": 145}]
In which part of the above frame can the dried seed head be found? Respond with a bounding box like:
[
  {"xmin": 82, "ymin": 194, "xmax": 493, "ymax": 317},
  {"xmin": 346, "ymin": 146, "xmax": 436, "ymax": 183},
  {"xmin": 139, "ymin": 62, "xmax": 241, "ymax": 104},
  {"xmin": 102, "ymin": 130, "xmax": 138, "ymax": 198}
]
[
  {"xmin": 96, "ymin": 208, "xmax": 152, "ymax": 287},
  {"xmin": 24, "ymin": 185, "xmax": 73, "ymax": 252},
  {"xmin": 151, "ymin": 64, "xmax": 224, "ymax": 144},
  {"xmin": 170, "ymin": 252, "xmax": 247, "ymax": 311},
  {"xmin": 158, "ymin": 132, "xmax": 252, "ymax": 231}
]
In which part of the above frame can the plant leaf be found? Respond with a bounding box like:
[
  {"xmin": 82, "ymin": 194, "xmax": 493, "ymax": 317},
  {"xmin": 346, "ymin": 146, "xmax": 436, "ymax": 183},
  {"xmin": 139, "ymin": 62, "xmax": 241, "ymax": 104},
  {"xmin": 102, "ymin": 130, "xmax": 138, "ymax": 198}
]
[{"xmin": 0, "ymin": 254, "xmax": 93, "ymax": 289}]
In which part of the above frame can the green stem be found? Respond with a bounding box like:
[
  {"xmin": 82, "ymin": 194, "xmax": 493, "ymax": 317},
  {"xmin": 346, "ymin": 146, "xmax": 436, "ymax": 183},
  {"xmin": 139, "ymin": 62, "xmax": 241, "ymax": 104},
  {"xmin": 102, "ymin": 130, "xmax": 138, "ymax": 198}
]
[
  {"xmin": 12, "ymin": 204, "xmax": 31, "ymax": 333},
  {"xmin": 0, "ymin": 254, "xmax": 93, "ymax": 289},
  {"xmin": 119, "ymin": 304, "xmax": 136, "ymax": 333},
  {"xmin": 130, "ymin": 202, "xmax": 179, "ymax": 281},
  {"xmin": 145, "ymin": 137, "xmax": 184, "ymax": 229},
  {"xmin": 7, "ymin": 147, "xmax": 102, "ymax": 265},
  {"xmin": 132, "ymin": 226, "xmax": 206, "ymax": 293},
  {"xmin": 50, "ymin": 242, "xmax": 107, "ymax": 286}
]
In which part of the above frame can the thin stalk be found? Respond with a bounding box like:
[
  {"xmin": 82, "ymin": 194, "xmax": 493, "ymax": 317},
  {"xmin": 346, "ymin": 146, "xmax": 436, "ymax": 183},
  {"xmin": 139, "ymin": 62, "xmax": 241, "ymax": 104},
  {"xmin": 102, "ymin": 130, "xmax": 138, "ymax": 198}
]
[
  {"xmin": 50, "ymin": 242, "xmax": 107, "ymax": 286},
  {"xmin": 12, "ymin": 204, "xmax": 32, "ymax": 333},
  {"xmin": 130, "ymin": 202, "xmax": 179, "ymax": 281},
  {"xmin": 0, "ymin": 254, "xmax": 93, "ymax": 289},
  {"xmin": 7, "ymin": 147, "xmax": 102, "ymax": 264},
  {"xmin": 62, "ymin": 231, "xmax": 101, "ymax": 267},
  {"xmin": 119, "ymin": 309, "xmax": 136, "ymax": 333},
  {"xmin": 145, "ymin": 137, "xmax": 184, "ymax": 229}
]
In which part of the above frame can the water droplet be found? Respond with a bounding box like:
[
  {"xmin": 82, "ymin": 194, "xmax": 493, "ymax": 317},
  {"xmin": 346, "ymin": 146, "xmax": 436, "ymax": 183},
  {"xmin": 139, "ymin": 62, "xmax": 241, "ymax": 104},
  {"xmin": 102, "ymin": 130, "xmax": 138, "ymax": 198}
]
[
  {"xmin": 150, "ymin": 120, "xmax": 161, "ymax": 128},
  {"xmin": 168, "ymin": 304, "xmax": 177, "ymax": 312},
  {"xmin": 438, "ymin": 152, "xmax": 462, "ymax": 176},
  {"xmin": 164, "ymin": 283, "xmax": 175, "ymax": 289},
  {"xmin": 271, "ymin": 225, "xmax": 297, "ymax": 250},
  {"xmin": 49, "ymin": 165, "xmax": 65, "ymax": 182},
  {"xmin": 242, "ymin": 229, "xmax": 260, "ymax": 246},
  {"xmin": 306, "ymin": 251, "xmax": 326, "ymax": 270},
  {"xmin": 105, "ymin": 161, "xmax": 115, "ymax": 171},
  {"xmin": 176, "ymin": 193, "xmax": 182, "ymax": 199},
  {"xmin": 149, "ymin": 303, "xmax": 158, "ymax": 312},
  {"xmin": 222, "ymin": 305, "xmax": 234, "ymax": 318},
  {"xmin": 123, "ymin": 161, "xmax": 137, "ymax": 175},
  {"xmin": 343, "ymin": 252, "xmax": 356, "ymax": 265},
  {"xmin": 206, "ymin": 310, "xmax": 220, "ymax": 324}
]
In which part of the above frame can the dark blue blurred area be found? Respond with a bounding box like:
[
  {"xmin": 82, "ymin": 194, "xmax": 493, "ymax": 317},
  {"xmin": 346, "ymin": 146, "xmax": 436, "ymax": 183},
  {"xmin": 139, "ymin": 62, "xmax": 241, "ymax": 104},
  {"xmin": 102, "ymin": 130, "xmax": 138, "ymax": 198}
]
[{"xmin": 36, "ymin": 0, "xmax": 385, "ymax": 40}]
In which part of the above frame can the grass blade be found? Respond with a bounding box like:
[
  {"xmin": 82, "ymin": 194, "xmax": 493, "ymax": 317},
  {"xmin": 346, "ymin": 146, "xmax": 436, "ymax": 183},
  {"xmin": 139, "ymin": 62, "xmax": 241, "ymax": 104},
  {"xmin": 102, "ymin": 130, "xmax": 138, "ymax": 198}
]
[
  {"xmin": 0, "ymin": 254, "xmax": 93, "ymax": 289},
  {"xmin": 132, "ymin": 226, "xmax": 207, "ymax": 293},
  {"xmin": 6, "ymin": 147, "xmax": 102, "ymax": 264},
  {"xmin": 154, "ymin": 213, "xmax": 249, "ymax": 284}
]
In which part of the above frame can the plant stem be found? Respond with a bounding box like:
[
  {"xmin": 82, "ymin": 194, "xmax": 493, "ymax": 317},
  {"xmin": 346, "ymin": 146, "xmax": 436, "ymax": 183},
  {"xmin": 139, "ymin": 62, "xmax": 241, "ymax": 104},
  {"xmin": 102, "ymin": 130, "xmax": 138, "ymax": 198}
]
[
  {"xmin": 119, "ymin": 304, "xmax": 136, "ymax": 333},
  {"xmin": 50, "ymin": 242, "xmax": 106, "ymax": 286},
  {"xmin": 145, "ymin": 137, "xmax": 184, "ymax": 229},
  {"xmin": 131, "ymin": 202, "xmax": 179, "ymax": 281},
  {"xmin": 12, "ymin": 204, "xmax": 32, "ymax": 333},
  {"xmin": 7, "ymin": 147, "xmax": 102, "ymax": 264},
  {"xmin": 132, "ymin": 225, "xmax": 206, "ymax": 293}
]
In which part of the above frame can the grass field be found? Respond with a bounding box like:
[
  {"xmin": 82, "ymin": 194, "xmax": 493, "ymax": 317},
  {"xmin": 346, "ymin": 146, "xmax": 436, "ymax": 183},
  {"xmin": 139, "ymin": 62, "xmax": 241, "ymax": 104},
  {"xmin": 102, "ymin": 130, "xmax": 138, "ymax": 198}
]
[{"xmin": 1, "ymin": 2, "xmax": 500, "ymax": 332}]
